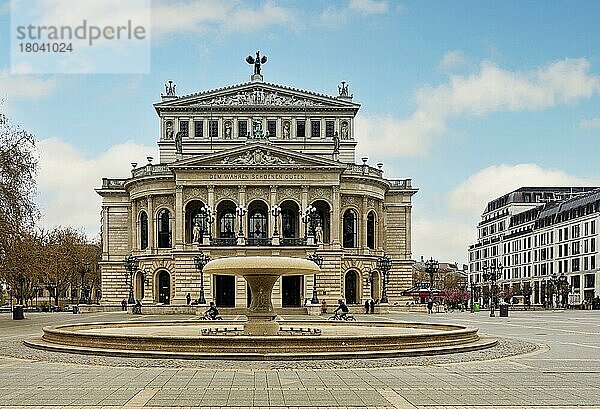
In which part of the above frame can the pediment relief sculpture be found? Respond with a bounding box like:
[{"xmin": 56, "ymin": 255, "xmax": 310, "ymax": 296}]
[
  {"xmin": 220, "ymin": 149, "xmax": 296, "ymax": 166},
  {"xmin": 195, "ymin": 89, "xmax": 324, "ymax": 107}
]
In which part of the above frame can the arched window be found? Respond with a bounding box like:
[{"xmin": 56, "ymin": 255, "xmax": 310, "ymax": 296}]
[
  {"xmin": 312, "ymin": 200, "xmax": 331, "ymax": 244},
  {"xmin": 185, "ymin": 200, "xmax": 205, "ymax": 243},
  {"xmin": 248, "ymin": 201, "xmax": 268, "ymax": 240},
  {"xmin": 157, "ymin": 209, "xmax": 172, "ymax": 248},
  {"xmin": 139, "ymin": 211, "xmax": 148, "ymax": 250},
  {"xmin": 217, "ymin": 200, "xmax": 236, "ymax": 238},
  {"xmin": 367, "ymin": 211, "xmax": 376, "ymax": 249},
  {"xmin": 343, "ymin": 209, "xmax": 358, "ymax": 248},
  {"xmin": 280, "ymin": 200, "xmax": 300, "ymax": 238}
]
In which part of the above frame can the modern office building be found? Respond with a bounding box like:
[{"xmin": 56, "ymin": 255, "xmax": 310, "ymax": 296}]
[
  {"xmin": 468, "ymin": 187, "xmax": 600, "ymax": 307},
  {"xmin": 96, "ymin": 56, "xmax": 417, "ymax": 308}
]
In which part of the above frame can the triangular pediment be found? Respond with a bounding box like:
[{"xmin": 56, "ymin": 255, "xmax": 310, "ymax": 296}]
[
  {"xmin": 154, "ymin": 81, "xmax": 360, "ymax": 111},
  {"xmin": 169, "ymin": 143, "xmax": 345, "ymax": 170}
]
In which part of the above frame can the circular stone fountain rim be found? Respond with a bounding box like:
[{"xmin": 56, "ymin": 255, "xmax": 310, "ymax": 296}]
[{"xmin": 204, "ymin": 256, "xmax": 319, "ymax": 276}]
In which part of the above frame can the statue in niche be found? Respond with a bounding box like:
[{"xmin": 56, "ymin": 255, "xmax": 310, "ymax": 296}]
[
  {"xmin": 282, "ymin": 121, "xmax": 290, "ymax": 139},
  {"xmin": 175, "ymin": 131, "xmax": 183, "ymax": 154},
  {"xmin": 165, "ymin": 122, "xmax": 174, "ymax": 139},
  {"xmin": 340, "ymin": 122, "xmax": 349, "ymax": 140},
  {"xmin": 315, "ymin": 223, "xmax": 323, "ymax": 244},
  {"xmin": 224, "ymin": 122, "xmax": 232, "ymax": 139},
  {"xmin": 333, "ymin": 131, "xmax": 340, "ymax": 154},
  {"xmin": 252, "ymin": 120, "xmax": 264, "ymax": 139},
  {"xmin": 192, "ymin": 222, "xmax": 201, "ymax": 243}
]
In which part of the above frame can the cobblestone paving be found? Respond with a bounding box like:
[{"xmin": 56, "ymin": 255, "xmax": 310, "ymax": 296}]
[{"xmin": 1, "ymin": 310, "xmax": 599, "ymax": 408}]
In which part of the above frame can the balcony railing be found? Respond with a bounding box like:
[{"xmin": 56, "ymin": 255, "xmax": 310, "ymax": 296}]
[
  {"xmin": 389, "ymin": 179, "xmax": 413, "ymax": 190},
  {"xmin": 344, "ymin": 164, "xmax": 383, "ymax": 178},
  {"xmin": 246, "ymin": 238, "xmax": 272, "ymax": 246},
  {"xmin": 280, "ymin": 237, "xmax": 307, "ymax": 246},
  {"xmin": 132, "ymin": 164, "xmax": 172, "ymax": 178},
  {"xmin": 101, "ymin": 178, "xmax": 127, "ymax": 189},
  {"xmin": 211, "ymin": 237, "xmax": 237, "ymax": 246}
]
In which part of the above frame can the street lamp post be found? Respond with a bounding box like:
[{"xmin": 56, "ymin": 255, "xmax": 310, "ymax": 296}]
[
  {"xmin": 377, "ymin": 253, "xmax": 391, "ymax": 304},
  {"xmin": 79, "ymin": 260, "xmax": 90, "ymax": 304},
  {"xmin": 307, "ymin": 251, "xmax": 323, "ymax": 304},
  {"xmin": 236, "ymin": 205, "xmax": 247, "ymax": 236},
  {"xmin": 123, "ymin": 254, "xmax": 139, "ymax": 304},
  {"xmin": 271, "ymin": 205, "xmax": 281, "ymax": 236},
  {"xmin": 194, "ymin": 251, "xmax": 210, "ymax": 305},
  {"xmin": 482, "ymin": 261, "xmax": 502, "ymax": 317},
  {"xmin": 425, "ymin": 257, "xmax": 439, "ymax": 296}
]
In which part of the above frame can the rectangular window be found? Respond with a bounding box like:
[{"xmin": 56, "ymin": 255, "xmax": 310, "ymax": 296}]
[
  {"xmin": 550, "ymin": 231, "xmax": 554, "ymax": 244},
  {"xmin": 296, "ymin": 120, "xmax": 305, "ymax": 138},
  {"xmin": 179, "ymin": 120, "xmax": 189, "ymax": 136},
  {"xmin": 564, "ymin": 243, "xmax": 568, "ymax": 256},
  {"xmin": 559, "ymin": 229, "xmax": 562, "ymax": 241},
  {"xmin": 571, "ymin": 275, "xmax": 580, "ymax": 291},
  {"xmin": 584, "ymin": 239, "xmax": 589, "ymax": 253},
  {"xmin": 558, "ymin": 245, "xmax": 562, "ymax": 257},
  {"xmin": 238, "ymin": 120, "xmax": 248, "ymax": 138},
  {"xmin": 267, "ymin": 120, "xmax": 277, "ymax": 138},
  {"xmin": 564, "ymin": 260, "xmax": 568, "ymax": 273},
  {"xmin": 209, "ymin": 120, "xmax": 218, "ymax": 138},
  {"xmin": 592, "ymin": 221, "xmax": 596, "ymax": 234},
  {"xmin": 564, "ymin": 227, "xmax": 569, "ymax": 240},
  {"xmin": 584, "ymin": 257, "xmax": 589, "ymax": 271},
  {"xmin": 591, "ymin": 256, "xmax": 596, "ymax": 270},
  {"xmin": 592, "ymin": 238, "xmax": 596, "ymax": 252},
  {"xmin": 311, "ymin": 120, "xmax": 321, "ymax": 138},
  {"xmin": 194, "ymin": 120, "xmax": 203, "ymax": 138},
  {"xmin": 326, "ymin": 120, "xmax": 335, "ymax": 137},
  {"xmin": 573, "ymin": 224, "xmax": 580, "ymax": 238},
  {"xmin": 584, "ymin": 273, "xmax": 595, "ymax": 288},
  {"xmin": 573, "ymin": 241, "xmax": 580, "ymax": 255},
  {"xmin": 572, "ymin": 258, "xmax": 580, "ymax": 272},
  {"xmin": 585, "ymin": 222, "xmax": 589, "ymax": 235},
  {"xmin": 558, "ymin": 261, "xmax": 562, "ymax": 274}
]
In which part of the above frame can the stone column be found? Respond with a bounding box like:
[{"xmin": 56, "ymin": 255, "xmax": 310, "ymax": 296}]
[
  {"xmin": 175, "ymin": 186, "xmax": 184, "ymax": 249},
  {"xmin": 130, "ymin": 200, "xmax": 137, "ymax": 251},
  {"xmin": 147, "ymin": 196, "xmax": 155, "ymax": 253},
  {"xmin": 101, "ymin": 206, "xmax": 109, "ymax": 257},
  {"xmin": 206, "ymin": 185, "xmax": 215, "ymax": 245},
  {"xmin": 361, "ymin": 196, "xmax": 368, "ymax": 250},
  {"xmin": 331, "ymin": 186, "xmax": 341, "ymax": 246}
]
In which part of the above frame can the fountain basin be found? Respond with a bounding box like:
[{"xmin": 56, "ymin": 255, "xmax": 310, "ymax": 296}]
[{"xmin": 25, "ymin": 320, "xmax": 496, "ymax": 360}]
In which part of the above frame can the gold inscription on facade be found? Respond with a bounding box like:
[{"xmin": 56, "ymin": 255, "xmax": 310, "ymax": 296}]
[{"xmin": 209, "ymin": 174, "xmax": 306, "ymax": 180}]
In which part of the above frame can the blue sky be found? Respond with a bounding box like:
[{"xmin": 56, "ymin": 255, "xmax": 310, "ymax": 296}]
[{"xmin": 1, "ymin": 0, "xmax": 599, "ymax": 263}]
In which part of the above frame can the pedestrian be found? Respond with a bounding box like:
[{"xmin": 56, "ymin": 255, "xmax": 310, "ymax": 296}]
[
  {"xmin": 321, "ymin": 299, "xmax": 327, "ymax": 314},
  {"xmin": 365, "ymin": 299, "xmax": 370, "ymax": 314},
  {"xmin": 370, "ymin": 299, "xmax": 375, "ymax": 314},
  {"xmin": 121, "ymin": 299, "xmax": 127, "ymax": 312},
  {"xmin": 186, "ymin": 292, "xmax": 191, "ymax": 305},
  {"xmin": 427, "ymin": 298, "xmax": 434, "ymax": 314}
]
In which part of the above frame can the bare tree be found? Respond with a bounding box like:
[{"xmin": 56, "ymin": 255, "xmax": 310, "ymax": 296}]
[{"xmin": 0, "ymin": 109, "xmax": 38, "ymax": 268}]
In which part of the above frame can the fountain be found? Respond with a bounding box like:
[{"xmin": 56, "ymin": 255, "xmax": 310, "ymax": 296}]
[
  {"xmin": 25, "ymin": 256, "xmax": 496, "ymax": 360},
  {"xmin": 204, "ymin": 256, "xmax": 319, "ymax": 335}
]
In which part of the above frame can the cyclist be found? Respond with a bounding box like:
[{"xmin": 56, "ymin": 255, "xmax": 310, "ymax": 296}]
[
  {"xmin": 204, "ymin": 301, "xmax": 220, "ymax": 320},
  {"xmin": 333, "ymin": 299, "xmax": 349, "ymax": 319}
]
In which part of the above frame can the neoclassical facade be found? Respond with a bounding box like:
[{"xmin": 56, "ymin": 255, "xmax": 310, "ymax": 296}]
[{"xmin": 97, "ymin": 62, "xmax": 417, "ymax": 308}]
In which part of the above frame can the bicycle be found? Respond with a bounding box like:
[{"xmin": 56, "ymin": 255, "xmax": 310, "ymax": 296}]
[
  {"xmin": 199, "ymin": 312, "xmax": 223, "ymax": 320},
  {"xmin": 327, "ymin": 312, "xmax": 356, "ymax": 321}
]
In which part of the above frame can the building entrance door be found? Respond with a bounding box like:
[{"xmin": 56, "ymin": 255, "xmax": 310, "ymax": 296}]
[
  {"xmin": 282, "ymin": 276, "xmax": 302, "ymax": 307},
  {"xmin": 345, "ymin": 271, "xmax": 358, "ymax": 304},
  {"xmin": 215, "ymin": 275, "xmax": 235, "ymax": 307},
  {"xmin": 158, "ymin": 270, "xmax": 170, "ymax": 304}
]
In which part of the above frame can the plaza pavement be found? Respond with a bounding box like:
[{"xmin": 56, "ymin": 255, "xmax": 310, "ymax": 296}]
[{"xmin": 0, "ymin": 309, "xmax": 599, "ymax": 408}]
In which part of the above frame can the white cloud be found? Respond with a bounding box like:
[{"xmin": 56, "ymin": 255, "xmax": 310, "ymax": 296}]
[
  {"xmin": 580, "ymin": 117, "xmax": 600, "ymax": 129},
  {"xmin": 449, "ymin": 163, "xmax": 597, "ymax": 218},
  {"xmin": 348, "ymin": 0, "xmax": 388, "ymax": 14},
  {"xmin": 0, "ymin": 68, "xmax": 57, "ymax": 100},
  {"xmin": 412, "ymin": 163, "xmax": 599, "ymax": 263},
  {"xmin": 152, "ymin": 0, "xmax": 296, "ymax": 37},
  {"xmin": 438, "ymin": 50, "xmax": 467, "ymax": 71},
  {"xmin": 412, "ymin": 216, "xmax": 475, "ymax": 263},
  {"xmin": 36, "ymin": 138, "xmax": 157, "ymax": 239},
  {"xmin": 357, "ymin": 58, "xmax": 600, "ymax": 159}
]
